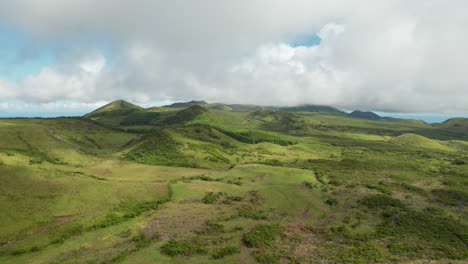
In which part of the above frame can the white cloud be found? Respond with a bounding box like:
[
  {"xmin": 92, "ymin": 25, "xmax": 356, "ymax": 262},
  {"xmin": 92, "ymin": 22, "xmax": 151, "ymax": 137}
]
[{"xmin": 0, "ymin": 0, "xmax": 467, "ymax": 114}]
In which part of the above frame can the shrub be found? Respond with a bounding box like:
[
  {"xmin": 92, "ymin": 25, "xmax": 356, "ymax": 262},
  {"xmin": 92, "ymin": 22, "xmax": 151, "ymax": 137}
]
[
  {"xmin": 108, "ymin": 252, "xmax": 128, "ymax": 263},
  {"xmin": 242, "ymin": 224, "xmax": 284, "ymax": 248},
  {"xmin": 452, "ymin": 159, "xmax": 466, "ymax": 165},
  {"xmin": 399, "ymin": 183, "xmax": 425, "ymax": 195},
  {"xmin": 29, "ymin": 246, "xmax": 40, "ymax": 252},
  {"xmin": 160, "ymin": 238, "xmax": 207, "ymax": 257},
  {"xmin": 359, "ymin": 195, "xmax": 405, "ymax": 209},
  {"xmin": 11, "ymin": 248, "xmax": 28, "ymax": 255},
  {"xmin": 302, "ymin": 181, "xmax": 315, "ymax": 189},
  {"xmin": 326, "ymin": 198, "xmax": 339, "ymax": 206},
  {"xmin": 334, "ymin": 243, "xmax": 383, "ymax": 263},
  {"xmin": 93, "ymin": 213, "xmax": 125, "ymax": 228},
  {"xmin": 364, "ymin": 184, "xmax": 392, "ymax": 195},
  {"xmin": 202, "ymin": 192, "xmax": 220, "ymax": 204},
  {"xmin": 432, "ymin": 188, "xmax": 468, "ymax": 206},
  {"xmin": 329, "ymin": 179, "xmax": 343, "ymax": 186},
  {"xmin": 122, "ymin": 198, "xmax": 167, "ymax": 218},
  {"xmin": 131, "ymin": 232, "xmax": 153, "ymax": 249},
  {"xmin": 377, "ymin": 210, "xmax": 467, "ymax": 259},
  {"xmin": 252, "ymin": 250, "xmax": 279, "ymax": 264},
  {"xmin": 211, "ymin": 246, "xmax": 238, "ymax": 259},
  {"xmin": 314, "ymin": 169, "xmax": 326, "ymax": 184},
  {"xmin": 237, "ymin": 206, "xmax": 267, "ymax": 220}
]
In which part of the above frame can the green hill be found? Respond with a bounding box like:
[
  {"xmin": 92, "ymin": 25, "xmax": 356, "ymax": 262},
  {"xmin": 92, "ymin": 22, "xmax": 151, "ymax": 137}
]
[
  {"xmin": 163, "ymin": 100, "xmax": 207, "ymax": 108},
  {"xmin": 267, "ymin": 104, "xmax": 345, "ymax": 115},
  {"xmin": 349, "ymin": 110, "xmax": 381, "ymax": 120},
  {"xmin": 388, "ymin": 133, "xmax": 453, "ymax": 151},
  {"xmin": 436, "ymin": 118, "xmax": 468, "ymax": 133},
  {"xmin": 84, "ymin": 100, "xmax": 143, "ymax": 117}
]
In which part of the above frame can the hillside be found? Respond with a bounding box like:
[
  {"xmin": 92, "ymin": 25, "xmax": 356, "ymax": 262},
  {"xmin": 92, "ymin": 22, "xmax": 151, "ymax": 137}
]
[
  {"xmin": 163, "ymin": 100, "xmax": 208, "ymax": 108},
  {"xmin": 436, "ymin": 117, "xmax": 468, "ymax": 133},
  {"xmin": 349, "ymin": 110, "xmax": 381, "ymax": 120},
  {"xmin": 388, "ymin": 133, "xmax": 453, "ymax": 151},
  {"xmin": 84, "ymin": 100, "xmax": 143, "ymax": 117},
  {"xmin": 0, "ymin": 101, "xmax": 466, "ymax": 264},
  {"xmin": 267, "ymin": 104, "xmax": 345, "ymax": 115}
]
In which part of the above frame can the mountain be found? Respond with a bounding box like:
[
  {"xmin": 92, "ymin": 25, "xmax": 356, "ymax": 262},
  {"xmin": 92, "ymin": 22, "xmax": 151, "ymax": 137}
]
[
  {"xmin": 84, "ymin": 100, "xmax": 143, "ymax": 117},
  {"xmin": 435, "ymin": 118, "xmax": 468, "ymax": 133},
  {"xmin": 267, "ymin": 104, "xmax": 345, "ymax": 115},
  {"xmin": 218, "ymin": 104, "xmax": 263, "ymax": 112},
  {"xmin": 163, "ymin": 100, "xmax": 207, "ymax": 108},
  {"xmin": 349, "ymin": 110, "xmax": 382, "ymax": 120}
]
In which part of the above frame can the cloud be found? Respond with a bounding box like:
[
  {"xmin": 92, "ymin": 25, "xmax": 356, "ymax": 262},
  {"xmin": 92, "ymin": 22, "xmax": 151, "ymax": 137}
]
[{"xmin": 0, "ymin": 0, "xmax": 467, "ymax": 114}]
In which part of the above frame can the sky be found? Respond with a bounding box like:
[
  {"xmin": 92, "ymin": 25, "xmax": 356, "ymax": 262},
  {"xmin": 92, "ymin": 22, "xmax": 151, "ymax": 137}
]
[{"xmin": 0, "ymin": 0, "xmax": 467, "ymax": 120}]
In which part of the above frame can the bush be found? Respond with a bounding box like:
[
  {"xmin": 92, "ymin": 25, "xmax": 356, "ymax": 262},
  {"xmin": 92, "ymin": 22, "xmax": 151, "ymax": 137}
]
[
  {"xmin": 242, "ymin": 224, "xmax": 284, "ymax": 248},
  {"xmin": 399, "ymin": 183, "xmax": 425, "ymax": 195},
  {"xmin": 364, "ymin": 184, "xmax": 392, "ymax": 195},
  {"xmin": 377, "ymin": 210, "xmax": 467, "ymax": 259},
  {"xmin": 108, "ymin": 252, "xmax": 128, "ymax": 263},
  {"xmin": 11, "ymin": 248, "xmax": 28, "ymax": 255},
  {"xmin": 131, "ymin": 232, "xmax": 153, "ymax": 249},
  {"xmin": 329, "ymin": 179, "xmax": 343, "ymax": 186},
  {"xmin": 122, "ymin": 198, "xmax": 168, "ymax": 218},
  {"xmin": 237, "ymin": 206, "xmax": 267, "ymax": 220},
  {"xmin": 211, "ymin": 246, "xmax": 238, "ymax": 259},
  {"xmin": 252, "ymin": 250, "xmax": 279, "ymax": 264},
  {"xmin": 334, "ymin": 243, "xmax": 383, "ymax": 263},
  {"xmin": 359, "ymin": 195, "xmax": 405, "ymax": 209},
  {"xmin": 432, "ymin": 188, "xmax": 468, "ymax": 206},
  {"xmin": 315, "ymin": 170, "xmax": 326, "ymax": 184},
  {"xmin": 452, "ymin": 159, "xmax": 466, "ymax": 165},
  {"xmin": 93, "ymin": 213, "xmax": 125, "ymax": 228},
  {"xmin": 160, "ymin": 238, "xmax": 207, "ymax": 257},
  {"xmin": 202, "ymin": 192, "xmax": 220, "ymax": 204},
  {"xmin": 326, "ymin": 198, "xmax": 339, "ymax": 206},
  {"xmin": 302, "ymin": 181, "xmax": 315, "ymax": 189}
]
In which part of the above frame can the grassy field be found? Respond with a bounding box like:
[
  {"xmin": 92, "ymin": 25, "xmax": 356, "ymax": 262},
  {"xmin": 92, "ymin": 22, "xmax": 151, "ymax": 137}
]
[{"xmin": 0, "ymin": 102, "xmax": 467, "ymax": 263}]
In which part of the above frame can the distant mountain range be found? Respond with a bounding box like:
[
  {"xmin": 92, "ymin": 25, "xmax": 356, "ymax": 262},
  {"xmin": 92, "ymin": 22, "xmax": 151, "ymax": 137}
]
[{"xmin": 83, "ymin": 99, "xmax": 468, "ymax": 136}]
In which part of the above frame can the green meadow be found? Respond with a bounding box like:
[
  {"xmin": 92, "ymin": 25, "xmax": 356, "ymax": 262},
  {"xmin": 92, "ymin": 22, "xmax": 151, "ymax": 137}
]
[{"xmin": 0, "ymin": 101, "xmax": 467, "ymax": 263}]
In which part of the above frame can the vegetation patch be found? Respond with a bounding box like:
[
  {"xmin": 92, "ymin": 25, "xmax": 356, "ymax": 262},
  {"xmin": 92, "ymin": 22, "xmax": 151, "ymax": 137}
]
[
  {"xmin": 431, "ymin": 188, "xmax": 468, "ymax": 206},
  {"xmin": 126, "ymin": 129, "xmax": 190, "ymax": 166},
  {"xmin": 218, "ymin": 129, "xmax": 295, "ymax": 146},
  {"xmin": 160, "ymin": 238, "xmax": 208, "ymax": 257},
  {"xmin": 377, "ymin": 210, "xmax": 467, "ymax": 259},
  {"xmin": 210, "ymin": 246, "xmax": 238, "ymax": 259},
  {"xmin": 242, "ymin": 224, "xmax": 284, "ymax": 248},
  {"xmin": 359, "ymin": 194, "xmax": 405, "ymax": 209},
  {"xmin": 333, "ymin": 243, "xmax": 383, "ymax": 263}
]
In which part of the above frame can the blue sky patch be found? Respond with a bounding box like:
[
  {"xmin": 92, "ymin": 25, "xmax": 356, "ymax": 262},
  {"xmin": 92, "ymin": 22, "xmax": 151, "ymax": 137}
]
[
  {"xmin": 0, "ymin": 26, "xmax": 56, "ymax": 82},
  {"xmin": 291, "ymin": 33, "xmax": 321, "ymax": 47}
]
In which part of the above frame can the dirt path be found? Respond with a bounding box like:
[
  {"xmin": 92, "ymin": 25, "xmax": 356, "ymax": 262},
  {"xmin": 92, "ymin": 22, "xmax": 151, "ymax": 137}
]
[
  {"xmin": 0, "ymin": 214, "xmax": 81, "ymax": 247},
  {"xmin": 301, "ymin": 204, "xmax": 311, "ymax": 219}
]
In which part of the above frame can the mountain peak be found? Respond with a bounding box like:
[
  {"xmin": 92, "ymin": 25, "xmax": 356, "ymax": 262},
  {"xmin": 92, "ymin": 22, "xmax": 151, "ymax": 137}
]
[
  {"xmin": 349, "ymin": 110, "xmax": 381, "ymax": 120},
  {"xmin": 84, "ymin": 100, "xmax": 143, "ymax": 117}
]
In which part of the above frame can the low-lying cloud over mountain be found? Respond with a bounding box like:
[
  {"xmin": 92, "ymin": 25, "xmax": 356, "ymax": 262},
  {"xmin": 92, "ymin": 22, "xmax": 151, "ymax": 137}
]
[{"xmin": 0, "ymin": 0, "xmax": 467, "ymax": 114}]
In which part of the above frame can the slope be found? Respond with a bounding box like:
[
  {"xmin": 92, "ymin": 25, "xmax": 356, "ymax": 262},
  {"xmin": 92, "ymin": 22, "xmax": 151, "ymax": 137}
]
[
  {"xmin": 84, "ymin": 100, "xmax": 143, "ymax": 117},
  {"xmin": 388, "ymin": 133, "xmax": 453, "ymax": 151}
]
